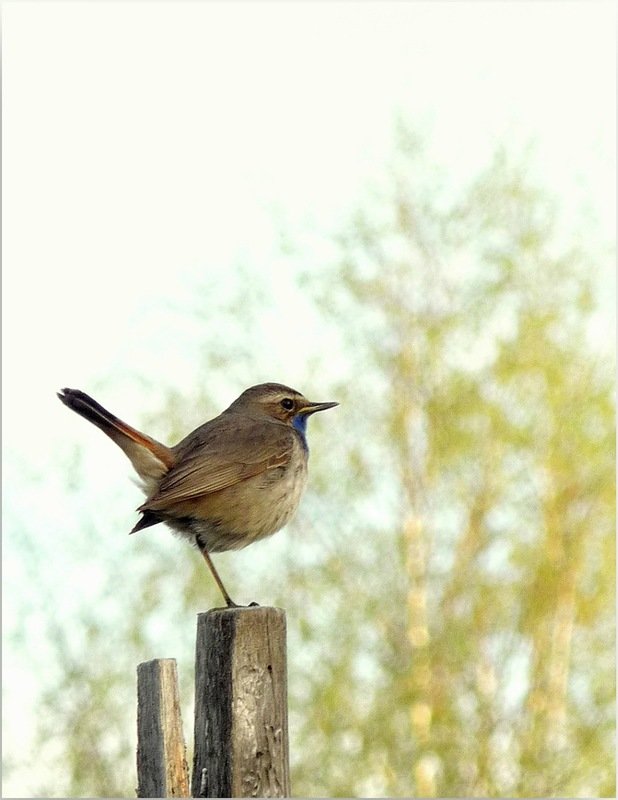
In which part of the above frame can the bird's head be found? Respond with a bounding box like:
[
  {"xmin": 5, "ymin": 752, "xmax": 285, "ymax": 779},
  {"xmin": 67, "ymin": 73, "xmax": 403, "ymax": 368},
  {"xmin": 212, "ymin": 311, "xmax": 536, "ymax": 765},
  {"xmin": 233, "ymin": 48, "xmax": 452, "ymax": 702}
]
[{"xmin": 229, "ymin": 383, "xmax": 338, "ymax": 436}]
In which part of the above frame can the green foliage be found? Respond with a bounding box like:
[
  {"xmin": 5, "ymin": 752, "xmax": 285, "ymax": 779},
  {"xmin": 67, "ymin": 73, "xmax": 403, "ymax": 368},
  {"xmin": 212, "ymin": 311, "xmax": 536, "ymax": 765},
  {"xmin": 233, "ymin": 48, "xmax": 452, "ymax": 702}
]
[{"xmin": 288, "ymin": 134, "xmax": 614, "ymax": 797}]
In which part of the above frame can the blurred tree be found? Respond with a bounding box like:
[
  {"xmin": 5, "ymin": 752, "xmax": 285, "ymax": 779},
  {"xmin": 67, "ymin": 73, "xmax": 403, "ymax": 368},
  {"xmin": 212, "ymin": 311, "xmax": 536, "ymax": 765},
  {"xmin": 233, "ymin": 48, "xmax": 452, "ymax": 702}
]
[
  {"xmin": 25, "ymin": 131, "xmax": 614, "ymax": 797},
  {"xmin": 284, "ymin": 133, "xmax": 614, "ymax": 797}
]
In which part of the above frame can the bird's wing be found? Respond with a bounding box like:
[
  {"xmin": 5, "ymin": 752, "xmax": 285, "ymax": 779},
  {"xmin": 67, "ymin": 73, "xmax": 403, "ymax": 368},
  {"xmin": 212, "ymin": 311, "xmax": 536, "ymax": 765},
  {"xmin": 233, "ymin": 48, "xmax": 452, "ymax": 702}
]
[{"xmin": 140, "ymin": 416, "xmax": 294, "ymax": 510}]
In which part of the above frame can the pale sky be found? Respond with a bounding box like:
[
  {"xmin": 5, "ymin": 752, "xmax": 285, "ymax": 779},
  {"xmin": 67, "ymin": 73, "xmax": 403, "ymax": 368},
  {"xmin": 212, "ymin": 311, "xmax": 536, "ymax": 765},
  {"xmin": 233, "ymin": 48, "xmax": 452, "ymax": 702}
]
[
  {"xmin": 2, "ymin": 2, "xmax": 615, "ymax": 796},
  {"xmin": 3, "ymin": 2, "xmax": 615, "ymax": 441}
]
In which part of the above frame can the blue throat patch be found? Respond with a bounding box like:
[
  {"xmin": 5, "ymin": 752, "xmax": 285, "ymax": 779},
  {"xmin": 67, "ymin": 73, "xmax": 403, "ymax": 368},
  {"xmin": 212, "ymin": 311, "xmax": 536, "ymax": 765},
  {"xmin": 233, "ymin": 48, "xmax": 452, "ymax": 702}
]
[{"xmin": 292, "ymin": 413, "xmax": 309, "ymax": 450}]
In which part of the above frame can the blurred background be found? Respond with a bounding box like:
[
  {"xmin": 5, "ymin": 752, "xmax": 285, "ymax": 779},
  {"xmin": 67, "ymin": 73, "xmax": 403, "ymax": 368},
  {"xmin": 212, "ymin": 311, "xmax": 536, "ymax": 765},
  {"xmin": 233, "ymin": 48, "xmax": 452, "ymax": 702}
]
[{"xmin": 2, "ymin": 2, "xmax": 615, "ymax": 797}]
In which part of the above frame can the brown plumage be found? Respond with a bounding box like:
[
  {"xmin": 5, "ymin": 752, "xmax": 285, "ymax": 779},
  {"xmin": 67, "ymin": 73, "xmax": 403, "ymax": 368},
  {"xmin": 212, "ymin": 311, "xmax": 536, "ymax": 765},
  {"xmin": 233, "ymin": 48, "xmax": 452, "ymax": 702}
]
[{"xmin": 57, "ymin": 383, "xmax": 337, "ymax": 606}]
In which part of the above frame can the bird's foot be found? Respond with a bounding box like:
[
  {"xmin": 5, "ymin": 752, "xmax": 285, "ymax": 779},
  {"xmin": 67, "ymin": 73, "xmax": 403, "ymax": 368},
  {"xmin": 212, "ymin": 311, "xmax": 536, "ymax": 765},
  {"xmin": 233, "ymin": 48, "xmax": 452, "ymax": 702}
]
[{"xmin": 217, "ymin": 599, "xmax": 260, "ymax": 609}]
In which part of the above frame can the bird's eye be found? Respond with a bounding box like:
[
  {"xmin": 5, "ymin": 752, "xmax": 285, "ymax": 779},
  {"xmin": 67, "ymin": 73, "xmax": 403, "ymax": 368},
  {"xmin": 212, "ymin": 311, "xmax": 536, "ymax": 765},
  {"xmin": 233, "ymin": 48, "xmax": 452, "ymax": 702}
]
[{"xmin": 280, "ymin": 398, "xmax": 294, "ymax": 410}]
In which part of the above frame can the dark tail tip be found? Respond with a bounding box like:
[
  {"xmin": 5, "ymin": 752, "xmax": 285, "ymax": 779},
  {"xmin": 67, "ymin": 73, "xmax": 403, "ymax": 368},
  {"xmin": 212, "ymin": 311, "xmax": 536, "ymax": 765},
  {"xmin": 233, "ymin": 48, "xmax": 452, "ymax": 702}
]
[
  {"xmin": 57, "ymin": 387, "xmax": 115, "ymax": 422},
  {"xmin": 57, "ymin": 387, "xmax": 87, "ymax": 410}
]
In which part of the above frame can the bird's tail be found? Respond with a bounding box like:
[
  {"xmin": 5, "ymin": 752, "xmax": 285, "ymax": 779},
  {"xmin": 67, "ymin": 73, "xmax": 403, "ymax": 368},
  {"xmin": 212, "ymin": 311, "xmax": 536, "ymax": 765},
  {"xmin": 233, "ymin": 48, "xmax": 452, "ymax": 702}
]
[{"xmin": 57, "ymin": 388, "xmax": 174, "ymax": 488}]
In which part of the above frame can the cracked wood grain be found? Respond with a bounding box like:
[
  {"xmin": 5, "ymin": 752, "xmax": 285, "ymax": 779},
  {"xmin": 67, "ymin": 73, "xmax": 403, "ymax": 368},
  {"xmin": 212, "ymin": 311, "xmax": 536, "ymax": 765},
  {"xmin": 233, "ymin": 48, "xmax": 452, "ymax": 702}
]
[
  {"xmin": 191, "ymin": 607, "xmax": 290, "ymax": 798},
  {"xmin": 137, "ymin": 658, "xmax": 190, "ymax": 797}
]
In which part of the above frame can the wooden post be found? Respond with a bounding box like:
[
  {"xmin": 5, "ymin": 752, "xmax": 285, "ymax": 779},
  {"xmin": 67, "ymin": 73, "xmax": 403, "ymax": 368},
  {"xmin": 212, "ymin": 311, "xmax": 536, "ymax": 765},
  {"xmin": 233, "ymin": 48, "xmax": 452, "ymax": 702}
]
[
  {"xmin": 191, "ymin": 607, "xmax": 290, "ymax": 798},
  {"xmin": 137, "ymin": 658, "xmax": 190, "ymax": 798}
]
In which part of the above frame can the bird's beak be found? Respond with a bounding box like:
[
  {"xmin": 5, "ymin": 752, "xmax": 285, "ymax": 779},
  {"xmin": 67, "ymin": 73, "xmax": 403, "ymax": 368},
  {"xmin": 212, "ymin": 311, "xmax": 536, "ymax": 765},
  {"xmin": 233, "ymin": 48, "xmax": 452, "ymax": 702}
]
[{"xmin": 299, "ymin": 400, "xmax": 339, "ymax": 416}]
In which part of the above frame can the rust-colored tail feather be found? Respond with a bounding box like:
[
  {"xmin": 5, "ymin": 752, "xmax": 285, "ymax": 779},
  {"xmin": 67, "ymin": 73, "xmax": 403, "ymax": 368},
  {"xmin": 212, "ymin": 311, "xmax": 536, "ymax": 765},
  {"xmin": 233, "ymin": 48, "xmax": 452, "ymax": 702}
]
[{"xmin": 58, "ymin": 388, "xmax": 175, "ymax": 485}]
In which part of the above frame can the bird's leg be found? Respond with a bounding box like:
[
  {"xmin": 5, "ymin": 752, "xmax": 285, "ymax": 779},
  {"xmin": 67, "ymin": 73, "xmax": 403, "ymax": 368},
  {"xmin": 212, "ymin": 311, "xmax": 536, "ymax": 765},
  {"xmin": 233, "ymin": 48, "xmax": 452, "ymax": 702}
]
[{"xmin": 195, "ymin": 535, "xmax": 238, "ymax": 608}]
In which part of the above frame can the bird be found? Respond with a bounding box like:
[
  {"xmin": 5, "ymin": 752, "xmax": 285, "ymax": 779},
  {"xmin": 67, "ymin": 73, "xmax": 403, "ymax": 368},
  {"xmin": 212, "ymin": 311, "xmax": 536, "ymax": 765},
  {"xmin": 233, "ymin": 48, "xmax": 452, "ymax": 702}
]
[{"xmin": 57, "ymin": 383, "xmax": 338, "ymax": 607}]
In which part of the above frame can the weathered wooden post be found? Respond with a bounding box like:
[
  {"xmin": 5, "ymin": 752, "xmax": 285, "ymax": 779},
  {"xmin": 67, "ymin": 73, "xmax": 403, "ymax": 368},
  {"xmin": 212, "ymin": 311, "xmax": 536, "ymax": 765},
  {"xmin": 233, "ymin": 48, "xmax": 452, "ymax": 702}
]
[
  {"xmin": 191, "ymin": 606, "xmax": 290, "ymax": 798},
  {"xmin": 136, "ymin": 658, "xmax": 190, "ymax": 797}
]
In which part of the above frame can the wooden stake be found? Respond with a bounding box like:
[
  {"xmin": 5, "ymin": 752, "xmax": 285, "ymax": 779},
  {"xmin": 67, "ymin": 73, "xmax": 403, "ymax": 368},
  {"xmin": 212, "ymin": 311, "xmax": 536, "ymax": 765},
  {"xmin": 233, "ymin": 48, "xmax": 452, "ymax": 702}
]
[
  {"xmin": 137, "ymin": 658, "xmax": 189, "ymax": 797},
  {"xmin": 191, "ymin": 606, "xmax": 290, "ymax": 798}
]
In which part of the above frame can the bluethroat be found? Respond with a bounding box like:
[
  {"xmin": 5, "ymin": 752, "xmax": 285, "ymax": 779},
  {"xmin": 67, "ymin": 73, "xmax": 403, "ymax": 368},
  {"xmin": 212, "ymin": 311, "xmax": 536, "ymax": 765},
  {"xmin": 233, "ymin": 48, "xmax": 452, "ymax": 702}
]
[{"xmin": 57, "ymin": 383, "xmax": 338, "ymax": 606}]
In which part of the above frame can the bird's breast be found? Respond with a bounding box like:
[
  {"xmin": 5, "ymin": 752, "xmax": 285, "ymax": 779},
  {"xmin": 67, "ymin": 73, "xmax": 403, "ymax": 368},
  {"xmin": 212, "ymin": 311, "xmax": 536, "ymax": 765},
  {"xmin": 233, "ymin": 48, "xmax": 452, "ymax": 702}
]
[
  {"xmin": 164, "ymin": 454, "xmax": 309, "ymax": 553},
  {"xmin": 229, "ymin": 457, "xmax": 309, "ymax": 540}
]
